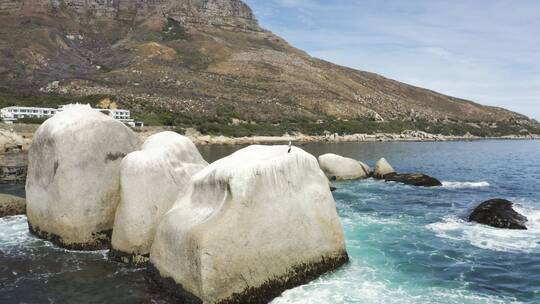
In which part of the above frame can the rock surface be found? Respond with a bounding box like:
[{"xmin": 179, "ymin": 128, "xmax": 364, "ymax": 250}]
[
  {"xmin": 149, "ymin": 145, "xmax": 348, "ymax": 304},
  {"xmin": 469, "ymin": 199, "xmax": 528, "ymax": 230},
  {"xmin": 111, "ymin": 131, "xmax": 208, "ymax": 264},
  {"xmin": 374, "ymin": 158, "xmax": 396, "ymax": 179},
  {"xmin": 0, "ymin": 193, "xmax": 25, "ymax": 217},
  {"xmin": 318, "ymin": 153, "xmax": 370, "ymax": 180},
  {"xmin": 26, "ymin": 104, "xmax": 140, "ymax": 250},
  {"xmin": 0, "ymin": 130, "xmax": 30, "ymax": 153},
  {"xmin": 384, "ymin": 173, "xmax": 442, "ymax": 187},
  {"xmin": 0, "ymin": 0, "xmax": 258, "ymax": 29},
  {"xmin": 0, "ymin": 152, "xmax": 27, "ymax": 184}
]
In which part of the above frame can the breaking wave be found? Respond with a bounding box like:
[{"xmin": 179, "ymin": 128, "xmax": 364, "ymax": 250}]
[
  {"xmin": 427, "ymin": 205, "xmax": 540, "ymax": 253},
  {"xmin": 441, "ymin": 181, "xmax": 490, "ymax": 189}
]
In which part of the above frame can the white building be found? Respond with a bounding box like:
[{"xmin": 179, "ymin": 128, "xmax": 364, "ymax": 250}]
[
  {"xmin": 96, "ymin": 109, "xmax": 134, "ymax": 125},
  {"xmin": 2, "ymin": 104, "xmax": 143, "ymax": 127},
  {"xmin": 1, "ymin": 106, "xmax": 58, "ymax": 119},
  {"xmin": 0, "ymin": 109, "xmax": 16, "ymax": 124}
]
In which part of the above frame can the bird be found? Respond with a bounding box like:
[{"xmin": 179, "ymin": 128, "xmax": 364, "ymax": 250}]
[{"xmin": 288, "ymin": 141, "xmax": 292, "ymax": 153}]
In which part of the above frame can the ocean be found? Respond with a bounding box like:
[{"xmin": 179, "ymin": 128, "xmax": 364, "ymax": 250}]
[{"xmin": 1, "ymin": 140, "xmax": 539, "ymax": 303}]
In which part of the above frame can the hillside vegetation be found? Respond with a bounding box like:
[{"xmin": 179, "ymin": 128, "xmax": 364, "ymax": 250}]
[{"xmin": 0, "ymin": 0, "xmax": 537, "ymax": 136}]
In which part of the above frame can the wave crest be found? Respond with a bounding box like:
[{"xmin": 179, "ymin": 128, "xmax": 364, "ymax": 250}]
[
  {"xmin": 427, "ymin": 205, "xmax": 540, "ymax": 253},
  {"xmin": 441, "ymin": 181, "xmax": 490, "ymax": 189}
]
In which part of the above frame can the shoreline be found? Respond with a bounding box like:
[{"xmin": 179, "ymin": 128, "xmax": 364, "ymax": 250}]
[
  {"xmin": 186, "ymin": 133, "xmax": 540, "ymax": 145},
  {"xmin": 1, "ymin": 123, "xmax": 539, "ymax": 150}
]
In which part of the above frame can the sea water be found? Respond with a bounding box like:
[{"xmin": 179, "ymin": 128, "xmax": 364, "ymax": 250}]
[{"xmin": 1, "ymin": 140, "xmax": 539, "ymax": 303}]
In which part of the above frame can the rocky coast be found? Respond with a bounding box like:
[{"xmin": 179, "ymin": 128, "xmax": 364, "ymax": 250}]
[
  {"xmin": 1, "ymin": 123, "xmax": 539, "ymax": 156},
  {"xmin": 139, "ymin": 127, "xmax": 540, "ymax": 145}
]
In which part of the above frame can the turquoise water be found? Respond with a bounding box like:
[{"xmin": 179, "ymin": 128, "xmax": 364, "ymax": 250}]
[
  {"xmin": 1, "ymin": 140, "xmax": 539, "ymax": 303},
  {"xmin": 271, "ymin": 140, "xmax": 540, "ymax": 304}
]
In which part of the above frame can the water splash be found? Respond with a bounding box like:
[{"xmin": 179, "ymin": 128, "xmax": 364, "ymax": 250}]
[
  {"xmin": 427, "ymin": 204, "xmax": 540, "ymax": 253},
  {"xmin": 441, "ymin": 181, "xmax": 490, "ymax": 189}
]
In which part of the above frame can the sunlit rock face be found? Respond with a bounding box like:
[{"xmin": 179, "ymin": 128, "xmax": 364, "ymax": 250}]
[
  {"xmin": 0, "ymin": 0, "xmax": 259, "ymax": 29},
  {"xmin": 149, "ymin": 145, "xmax": 348, "ymax": 304},
  {"xmin": 111, "ymin": 131, "xmax": 208, "ymax": 264},
  {"xmin": 374, "ymin": 157, "xmax": 396, "ymax": 179},
  {"xmin": 318, "ymin": 153, "xmax": 371, "ymax": 180},
  {"xmin": 25, "ymin": 104, "xmax": 140, "ymax": 250}
]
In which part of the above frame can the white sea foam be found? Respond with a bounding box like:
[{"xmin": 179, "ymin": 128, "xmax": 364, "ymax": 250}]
[
  {"xmin": 427, "ymin": 205, "xmax": 540, "ymax": 253},
  {"xmin": 271, "ymin": 261, "xmax": 521, "ymax": 304},
  {"xmin": 441, "ymin": 181, "xmax": 490, "ymax": 189},
  {"xmin": 0, "ymin": 215, "xmax": 33, "ymax": 247},
  {"xmin": 0, "ymin": 215, "xmax": 109, "ymax": 257}
]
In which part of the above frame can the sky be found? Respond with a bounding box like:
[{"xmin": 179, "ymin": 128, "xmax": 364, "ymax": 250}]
[{"xmin": 244, "ymin": 0, "xmax": 540, "ymax": 120}]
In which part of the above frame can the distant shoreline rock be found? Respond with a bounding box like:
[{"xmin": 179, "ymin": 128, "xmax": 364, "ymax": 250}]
[
  {"xmin": 0, "ymin": 129, "xmax": 31, "ymax": 153},
  {"xmin": 318, "ymin": 153, "xmax": 371, "ymax": 180},
  {"xmin": 2, "ymin": 124, "xmax": 540, "ymax": 149},
  {"xmin": 0, "ymin": 193, "xmax": 25, "ymax": 217},
  {"xmin": 374, "ymin": 158, "xmax": 396, "ymax": 179},
  {"xmin": 372, "ymin": 158, "xmax": 442, "ymax": 187},
  {"xmin": 384, "ymin": 173, "xmax": 442, "ymax": 187}
]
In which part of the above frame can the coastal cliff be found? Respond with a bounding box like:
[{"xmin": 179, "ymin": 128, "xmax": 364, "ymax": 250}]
[{"xmin": 0, "ymin": 0, "xmax": 257, "ymax": 28}]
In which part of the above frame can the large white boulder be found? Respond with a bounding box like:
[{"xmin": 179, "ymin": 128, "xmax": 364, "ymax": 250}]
[
  {"xmin": 318, "ymin": 153, "xmax": 370, "ymax": 180},
  {"xmin": 149, "ymin": 145, "xmax": 348, "ymax": 304},
  {"xmin": 111, "ymin": 132, "xmax": 208, "ymax": 263},
  {"xmin": 374, "ymin": 157, "xmax": 396, "ymax": 179},
  {"xmin": 25, "ymin": 104, "xmax": 139, "ymax": 250}
]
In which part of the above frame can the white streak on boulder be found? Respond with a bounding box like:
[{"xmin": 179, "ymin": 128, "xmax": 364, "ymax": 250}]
[
  {"xmin": 318, "ymin": 153, "xmax": 370, "ymax": 180},
  {"xmin": 149, "ymin": 145, "xmax": 348, "ymax": 304},
  {"xmin": 374, "ymin": 157, "xmax": 396, "ymax": 179},
  {"xmin": 25, "ymin": 104, "xmax": 139, "ymax": 249},
  {"xmin": 111, "ymin": 131, "xmax": 208, "ymax": 262}
]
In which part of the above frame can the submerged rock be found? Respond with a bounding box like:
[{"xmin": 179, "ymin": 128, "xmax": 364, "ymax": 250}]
[
  {"xmin": 26, "ymin": 104, "xmax": 140, "ymax": 250},
  {"xmin": 384, "ymin": 173, "xmax": 442, "ymax": 187},
  {"xmin": 318, "ymin": 153, "xmax": 370, "ymax": 180},
  {"xmin": 111, "ymin": 132, "xmax": 207, "ymax": 264},
  {"xmin": 469, "ymin": 199, "xmax": 528, "ymax": 230},
  {"xmin": 0, "ymin": 193, "xmax": 25, "ymax": 217},
  {"xmin": 374, "ymin": 158, "xmax": 396, "ymax": 179},
  {"xmin": 149, "ymin": 145, "xmax": 348, "ymax": 304}
]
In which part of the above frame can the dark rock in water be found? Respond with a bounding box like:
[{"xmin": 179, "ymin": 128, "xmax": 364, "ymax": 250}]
[
  {"xmin": 384, "ymin": 173, "xmax": 442, "ymax": 187},
  {"xmin": 469, "ymin": 199, "xmax": 528, "ymax": 230}
]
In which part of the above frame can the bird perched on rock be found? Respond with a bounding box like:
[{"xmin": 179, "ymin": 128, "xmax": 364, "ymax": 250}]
[{"xmin": 288, "ymin": 141, "xmax": 292, "ymax": 153}]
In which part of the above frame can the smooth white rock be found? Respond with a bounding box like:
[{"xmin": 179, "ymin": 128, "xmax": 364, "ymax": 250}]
[
  {"xmin": 25, "ymin": 104, "xmax": 139, "ymax": 248},
  {"xmin": 318, "ymin": 153, "xmax": 370, "ymax": 180},
  {"xmin": 111, "ymin": 131, "xmax": 208, "ymax": 259},
  {"xmin": 150, "ymin": 145, "xmax": 348, "ymax": 303},
  {"xmin": 374, "ymin": 157, "xmax": 396, "ymax": 179}
]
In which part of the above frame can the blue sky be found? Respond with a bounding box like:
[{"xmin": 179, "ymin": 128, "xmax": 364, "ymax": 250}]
[{"xmin": 244, "ymin": 0, "xmax": 540, "ymax": 120}]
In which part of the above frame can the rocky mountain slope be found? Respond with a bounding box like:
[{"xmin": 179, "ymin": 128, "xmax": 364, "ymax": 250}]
[{"xmin": 0, "ymin": 0, "xmax": 538, "ymax": 136}]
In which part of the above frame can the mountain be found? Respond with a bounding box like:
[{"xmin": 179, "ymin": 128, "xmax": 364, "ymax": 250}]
[{"xmin": 0, "ymin": 0, "xmax": 538, "ymax": 136}]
